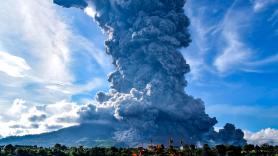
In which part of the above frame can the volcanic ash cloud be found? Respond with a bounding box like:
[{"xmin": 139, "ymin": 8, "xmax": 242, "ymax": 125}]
[{"xmin": 54, "ymin": 0, "xmax": 246, "ymax": 146}]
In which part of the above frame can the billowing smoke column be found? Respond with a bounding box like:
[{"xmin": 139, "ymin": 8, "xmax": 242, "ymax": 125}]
[{"xmin": 54, "ymin": 0, "xmax": 246, "ymax": 146}]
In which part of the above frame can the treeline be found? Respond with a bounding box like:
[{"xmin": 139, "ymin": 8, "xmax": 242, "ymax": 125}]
[{"xmin": 0, "ymin": 143, "xmax": 277, "ymax": 156}]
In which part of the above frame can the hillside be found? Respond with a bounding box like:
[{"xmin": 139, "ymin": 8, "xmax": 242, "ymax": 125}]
[{"xmin": 0, "ymin": 124, "xmax": 123, "ymax": 147}]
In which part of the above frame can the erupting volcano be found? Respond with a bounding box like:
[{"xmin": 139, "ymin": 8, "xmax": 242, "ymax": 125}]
[{"xmin": 53, "ymin": 0, "xmax": 246, "ymax": 146}]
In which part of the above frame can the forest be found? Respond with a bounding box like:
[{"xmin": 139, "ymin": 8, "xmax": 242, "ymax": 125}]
[{"xmin": 0, "ymin": 143, "xmax": 277, "ymax": 156}]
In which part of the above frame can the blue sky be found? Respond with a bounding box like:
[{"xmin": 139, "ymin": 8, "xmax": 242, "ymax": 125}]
[
  {"xmin": 0, "ymin": 0, "xmax": 277, "ymax": 143},
  {"xmin": 183, "ymin": 0, "xmax": 278, "ymax": 132}
]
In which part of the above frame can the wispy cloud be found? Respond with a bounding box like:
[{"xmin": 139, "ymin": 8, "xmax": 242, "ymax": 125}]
[
  {"xmin": 183, "ymin": 0, "xmax": 219, "ymax": 80},
  {"xmin": 253, "ymin": 0, "xmax": 277, "ymax": 12},
  {"xmin": 0, "ymin": 0, "xmax": 74, "ymax": 82},
  {"xmin": 184, "ymin": 0, "xmax": 253, "ymax": 78},
  {"xmin": 214, "ymin": 27, "xmax": 252, "ymax": 73},
  {"xmin": 268, "ymin": 10, "xmax": 278, "ymax": 25},
  {"xmin": 184, "ymin": 0, "xmax": 278, "ymax": 78},
  {"xmin": 207, "ymin": 104, "xmax": 278, "ymax": 118},
  {"xmin": 73, "ymin": 36, "xmax": 113, "ymax": 74},
  {"xmin": 45, "ymin": 78, "xmax": 105, "ymax": 95},
  {"xmin": 0, "ymin": 0, "xmax": 109, "ymax": 107},
  {"xmin": 0, "ymin": 0, "xmax": 111, "ymax": 137},
  {"xmin": 0, "ymin": 0, "xmax": 74, "ymax": 104},
  {"xmin": 213, "ymin": 1, "xmax": 254, "ymax": 74},
  {"xmin": 0, "ymin": 51, "xmax": 31, "ymax": 77},
  {"xmin": 246, "ymin": 54, "xmax": 278, "ymax": 66}
]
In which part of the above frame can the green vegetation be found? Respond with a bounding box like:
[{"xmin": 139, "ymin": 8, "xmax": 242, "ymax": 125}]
[{"xmin": 0, "ymin": 143, "xmax": 277, "ymax": 156}]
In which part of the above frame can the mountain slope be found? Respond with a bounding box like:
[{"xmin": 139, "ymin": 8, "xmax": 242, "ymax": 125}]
[{"xmin": 0, "ymin": 123, "xmax": 123, "ymax": 147}]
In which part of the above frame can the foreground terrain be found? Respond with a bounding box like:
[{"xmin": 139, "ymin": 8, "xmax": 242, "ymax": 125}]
[{"xmin": 0, "ymin": 143, "xmax": 277, "ymax": 156}]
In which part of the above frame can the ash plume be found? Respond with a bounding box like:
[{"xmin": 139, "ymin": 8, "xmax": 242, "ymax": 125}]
[{"xmin": 54, "ymin": 0, "xmax": 246, "ymax": 146}]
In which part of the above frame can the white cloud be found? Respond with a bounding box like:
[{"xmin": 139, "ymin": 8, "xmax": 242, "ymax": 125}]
[
  {"xmin": 0, "ymin": 0, "xmax": 110, "ymax": 137},
  {"xmin": 85, "ymin": 5, "xmax": 97, "ymax": 18},
  {"xmin": 182, "ymin": 0, "xmax": 219, "ymax": 80},
  {"xmin": 0, "ymin": 51, "xmax": 31, "ymax": 77},
  {"xmin": 0, "ymin": 99, "xmax": 80, "ymax": 137},
  {"xmin": 184, "ymin": 0, "xmax": 254, "ymax": 77},
  {"xmin": 18, "ymin": 0, "xmax": 73, "ymax": 83},
  {"xmin": 0, "ymin": 0, "xmax": 109, "ymax": 106},
  {"xmin": 0, "ymin": 0, "xmax": 74, "ymax": 106},
  {"xmin": 253, "ymin": 0, "xmax": 277, "ymax": 12},
  {"xmin": 214, "ymin": 30, "xmax": 251, "ymax": 73},
  {"xmin": 184, "ymin": 0, "xmax": 278, "ymax": 77},
  {"xmin": 0, "ymin": 0, "xmax": 73, "ymax": 83},
  {"xmin": 244, "ymin": 128, "xmax": 278, "ymax": 145},
  {"xmin": 8, "ymin": 99, "xmax": 28, "ymax": 116},
  {"xmin": 213, "ymin": 2, "xmax": 253, "ymax": 74},
  {"xmin": 45, "ymin": 78, "xmax": 105, "ymax": 95},
  {"xmin": 246, "ymin": 54, "xmax": 278, "ymax": 66}
]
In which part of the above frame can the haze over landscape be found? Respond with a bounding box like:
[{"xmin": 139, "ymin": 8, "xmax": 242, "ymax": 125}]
[{"xmin": 0, "ymin": 0, "xmax": 277, "ymax": 147}]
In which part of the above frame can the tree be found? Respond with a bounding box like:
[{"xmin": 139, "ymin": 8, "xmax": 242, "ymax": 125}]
[
  {"xmin": 37, "ymin": 148, "xmax": 48, "ymax": 156},
  {"xmin": 226, "ymin": 145, "xmax": 242, "ymax": 156},
  {"xmin": 216, "ymin": 144, "xmax": 226, "ymax": 156},
  {"xmin": 201, "ymin": 144, "xmax": 214, "ymax": 156},
  {"xmin": 3, "ymin": 144, "xmax": 15, "ymax": 155},
  {"xmin": 243, "ymin": 144, "xmax": 254, "ymax": 154},
  {"xmin": 54, "ymin": 143, "xmax": 62, "ymax": 150},
  {"xmin": 15, "ymin": 148, "xmax": 28, "ymax": 156}
]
